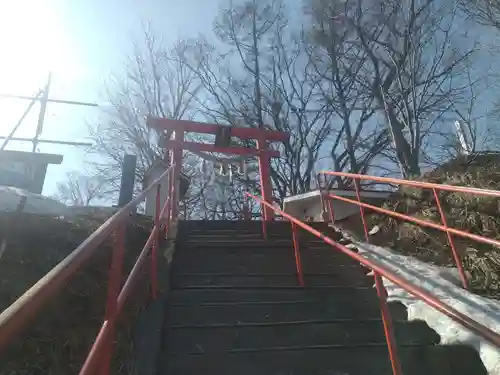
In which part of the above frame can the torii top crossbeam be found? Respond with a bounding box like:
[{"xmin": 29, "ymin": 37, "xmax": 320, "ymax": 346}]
[
  {"xmin": 148, "ymin": 118, "xmax": 289, "ymax": 142},
  {"xmin": 147, "ymin": 117, "xmax": 290, "ymax": 220}
]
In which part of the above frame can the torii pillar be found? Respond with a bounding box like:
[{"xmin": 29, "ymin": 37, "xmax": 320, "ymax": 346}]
[
  {"xmin": 256, "ymin": 136, "xmax": 273, "ymax": 220},
  {"xmin": 147, "ymin": 118, "xmax": 289, "ymax": 220},
  {"xmin": 171, "ymin": 129, "xmax": 184, "ymax": 220}
]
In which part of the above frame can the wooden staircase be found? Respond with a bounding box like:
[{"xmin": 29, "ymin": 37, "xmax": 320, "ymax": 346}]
[{"xmin": 157, "ymin": 220, "xmax": 487, "ymax": 375}]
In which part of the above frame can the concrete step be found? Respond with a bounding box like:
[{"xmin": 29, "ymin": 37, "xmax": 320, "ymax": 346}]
[
  {"xmin": 162, "ymin": 344, "xmax": 487, "ymax": 375},
  {"xmin": 171, "ymin": 272, "xmax": 372, "ymax": 287},
  {"xmin": 159, "ymin": 222, "xmax": 487, "ymax": 375},
  {"xmin": 176, "ymin": 242, "xmax": 355, "ymax": 258},
  {"xmin": 181, "ymin": 236, "xmax": 339, "ymax": 246},
  {"xmin": 183, "ymin": 230, "xmax": 334, "ymax": 237},
  {"xmin": 166, "ymin": 320, "xmax": 440, "ymax": 354},
  {"xmin": 169, "ymin": 286, "xmax": 378, "ymax": 305},
  {"xmin": 168, "ymin": 300, "xmax": 409, "ymax": 325},
  {"xmin": 172, "ymin": 254, "xmax": 366, "ymax": 274},
  {"xmin": 179, "ymin": 220, "xmax": 332, "ymax": 231}
]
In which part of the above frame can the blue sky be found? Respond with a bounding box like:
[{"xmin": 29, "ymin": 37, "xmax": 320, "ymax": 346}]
[
  {"xmin": 0, "ymin": 0, "xmax": 224, "ymax": 196},
  {"xmin": 0, "ymin": 0, "xmax": 497, "ymax": 197}
]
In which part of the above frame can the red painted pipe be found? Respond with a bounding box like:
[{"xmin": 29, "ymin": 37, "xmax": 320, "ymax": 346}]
[
  {"xmin": 245, "ymin": 192, "xmax": 500, "ymax": 349},
  {"xmin": 0, "ymin": 165, "xmax": 175, "ymax": 351},
  {"xmin": 99, "ymin": 224, "xmax": 126, "ymax": 375},
  {"xmin": 432, "ymin": 188, "xmax": 469, "ymax": 289},
  {"xmin": 79, "ymin": 321, "xmax": 109, "ymax": 375},
  {"xmin": 320, "ymin": 170, "xmax": 500, "ymax": 198},
  {"xmin": 325, "ymin": 192, "xmax": 500, "ymax": 250},
  {"xmin": 291, "ymin": 223, "xmax": 305, "ymax": 287}
]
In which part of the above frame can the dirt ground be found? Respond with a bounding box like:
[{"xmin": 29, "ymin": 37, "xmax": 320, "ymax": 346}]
[
  {"xmin": 335, "ymin": 153, "xmax": 500, "ymax": 298},
  {"xmin": 0, "ymin": 211, "xmax": 153, "ymax": 375}
]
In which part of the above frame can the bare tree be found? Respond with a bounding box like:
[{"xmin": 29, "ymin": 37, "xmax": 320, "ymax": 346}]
[
  {"xmin": 459, "ymin": 0, "xmax": 500, "ymax": 29},
  {"xmin": 305, "ymin": 0, "xmax": 391, "ymax": 187},
  {"xmin": 429, "ymin": 65, "xmax": 500, "ymax": 162},
  {"xmin": 181, "ymin": 0, "xmax": 334, "ymax": 201},
  {"xmin": 306, "ymin": 0, "xmax": 477, "ymax": 178},
  {"xmin": 87, "ymin": 27, "xmax": 204, "ymax": 217},
  {"xmin": 90, "ymin": 28, "xmax": 200, "ymax": 182},
  {"xmin": 55, "ymin": 172, "xmax": 106, "ymax": 206}
]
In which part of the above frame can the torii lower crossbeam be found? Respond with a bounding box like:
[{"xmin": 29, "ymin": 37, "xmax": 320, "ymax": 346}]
[{"xmin": 165, "ymin": 140, "xmax": 280, "ymax": 158}]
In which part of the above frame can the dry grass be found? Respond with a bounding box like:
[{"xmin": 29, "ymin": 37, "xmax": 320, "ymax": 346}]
[
  {"xmin": 0, "ymin": 211, "xmax": 154, "ymax": 375},
  {"xmin": 368, "ymin": 153, "xmax": 500, "ymax": 297}
]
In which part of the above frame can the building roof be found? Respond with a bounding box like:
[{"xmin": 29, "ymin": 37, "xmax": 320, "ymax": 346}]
[{"xmin": 0, "ymin": 150, "xmax": 63, "ymax": 164}]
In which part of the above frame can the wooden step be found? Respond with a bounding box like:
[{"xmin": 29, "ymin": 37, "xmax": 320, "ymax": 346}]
[
  {"xmin": 162, "ymin": 344, "xmax": 487, "ymax": 375},
  {"xmin": 172, "ymin": 252, "xmax": 365, "ymax": 273},
  {"xmin": 169, "ymin": 286, "xmax": 377, "ymax": 305},
  {"xmin": 171, "ymin": 272, "xmax": 372, "ymax": 288},
  {"xmin": 166, "ymin": 320, "xmax": 439, "ymax": 354},
  {"xmin": 157, "ymin": 221, "xmax": 487, "ymax": 375}
]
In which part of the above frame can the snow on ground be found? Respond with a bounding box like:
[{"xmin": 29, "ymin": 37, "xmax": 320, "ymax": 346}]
[
  {"xmin": 0, "ymin": 186, "xmax": 68, "ymax": 216},
  {"xmin": 345, "ymin": 235, "xmax": 500, "ymax": 374},
  {"xmin": 0, "ymin": 186, "xmax": 121, "ymax": 218}
]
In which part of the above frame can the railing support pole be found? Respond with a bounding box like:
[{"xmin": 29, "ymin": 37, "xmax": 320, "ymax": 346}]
[
  {"xmin": 99, "ymin": 223, "xmax": 126, "ymax": 375},
  {"xmin": 257, "ymin": 137, "xmax": 274, "ymax": 220},
  {"xmin": 244, "ymin": 191, "xmax": 500, "ymax": 351},
  {"xmin": 151, "ymin": 184, "xmax": 161, "ymax": 300},
  {"xmin": 353, "ymin": 177, "xmax": 401, "ymax": 373},
  {"xmin": 291, "ymin": 222, "xmax": 305, "ymax": 286},
  {"xmin": 165, "ymin": 169, "xmax": 173, "ymax": 237},
  {"xmin": 374, "ymin": 273, "xmax": 403, "ymax": 375},
  {"xmin": 243, "ymin": 201, "xmax": 250, "ymax": 221},
  {"xmin": 171, "ymin": 131, "xmax": 184, "ymax": 220},
  {"xmin": 432, "ymin": 188, "xmax": 468, "ymax": 289},
  {"xmin": 327, "ymin": 199, "xmax": 335, "ymax": 224}
]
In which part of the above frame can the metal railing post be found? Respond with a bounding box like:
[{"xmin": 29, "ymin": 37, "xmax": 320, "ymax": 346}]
[
  {"xmin": 99, "ymin": 223, "xmax": 126, "ymax": 375},
  {"xmin": 352, "ymin": 176, "xmax": 401, "ymax": 374},
  {"xmin": 291, "ymin": 222, "xmax": 305, "ymax": 286},
  {"xmin": 151, "ymin": 184, "xmax": 161, "ymax": 300},
  {"xmin": 166, "ymin": 169, "xmax": 173, "ymax": 235},
  {"xmin": 0, "ymin": 164, "xmax": 177, "ymax": 373},
  {"xmin": 432, "ymin": 188, "xmax": 469, "ymax": 289},
  {"xmin": 162, "ymin": 167, "xmax": 174, "ymax": 238},
  {"xmin": 374, "ymin": 273, "xmax": 403, "ymax": 375},
  {"xmin": 262, "ymin": 203, "xmax": 268, "ymax": 240},
  {"xmin": 244, "ymin": 190, "xmax": 500, "ymax": 351}
]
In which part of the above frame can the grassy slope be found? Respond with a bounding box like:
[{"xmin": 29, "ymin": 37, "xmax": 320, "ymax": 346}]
[
  {"xmin": 367, "ymin": 153, "xmax": 500, "ymax": 297},
  {"xmin": 0, "ymin": 212, "xmax": 153, "ymax": 375}
]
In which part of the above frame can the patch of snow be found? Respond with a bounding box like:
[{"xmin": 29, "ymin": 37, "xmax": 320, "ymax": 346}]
[
  {"xmin": 0, "ymin": 186, "xmax": 68, "ymax": 216},
  {"xmin": 368, "ymin": 225, "xmax": 380, "ymax": 236},
  {"xmin": 349, "ymin": 237, "xmax": 500, "ymax": 375}
]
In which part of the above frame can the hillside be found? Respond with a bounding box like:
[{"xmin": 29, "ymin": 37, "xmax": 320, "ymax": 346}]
[
  {"xmin": 366, "ymin": 152, "xmax": 500, "ymax": 297},
  {"xmin": 0, "ymin": 211, "xmax": 153, "ymax": 375}
]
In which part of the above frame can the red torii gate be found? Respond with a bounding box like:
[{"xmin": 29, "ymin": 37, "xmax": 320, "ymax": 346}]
[{"xmin": 147, "ymin": 117, "xmax": 289, "ymax": 220}]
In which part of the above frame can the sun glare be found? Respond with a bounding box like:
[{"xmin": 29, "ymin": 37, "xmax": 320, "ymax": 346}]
[{"xmin": 0, "ymin": 0, "xmax": 79, "ymax": 93}]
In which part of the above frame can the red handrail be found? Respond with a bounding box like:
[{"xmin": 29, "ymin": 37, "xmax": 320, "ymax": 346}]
[
  {"xmin": 0, "ymin": 164, "xmax": 177, "ymax": 375},
  {"xmin": 246, "ymin": 191, "xmax": 500, "ymax": 375},
  {"xmin": 320, "ymin": 171, "xmax": 500, "ymax": 289},
  {"xmin": 321, "ymin": 171, "xmax": 500, "ymax": 197}
]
